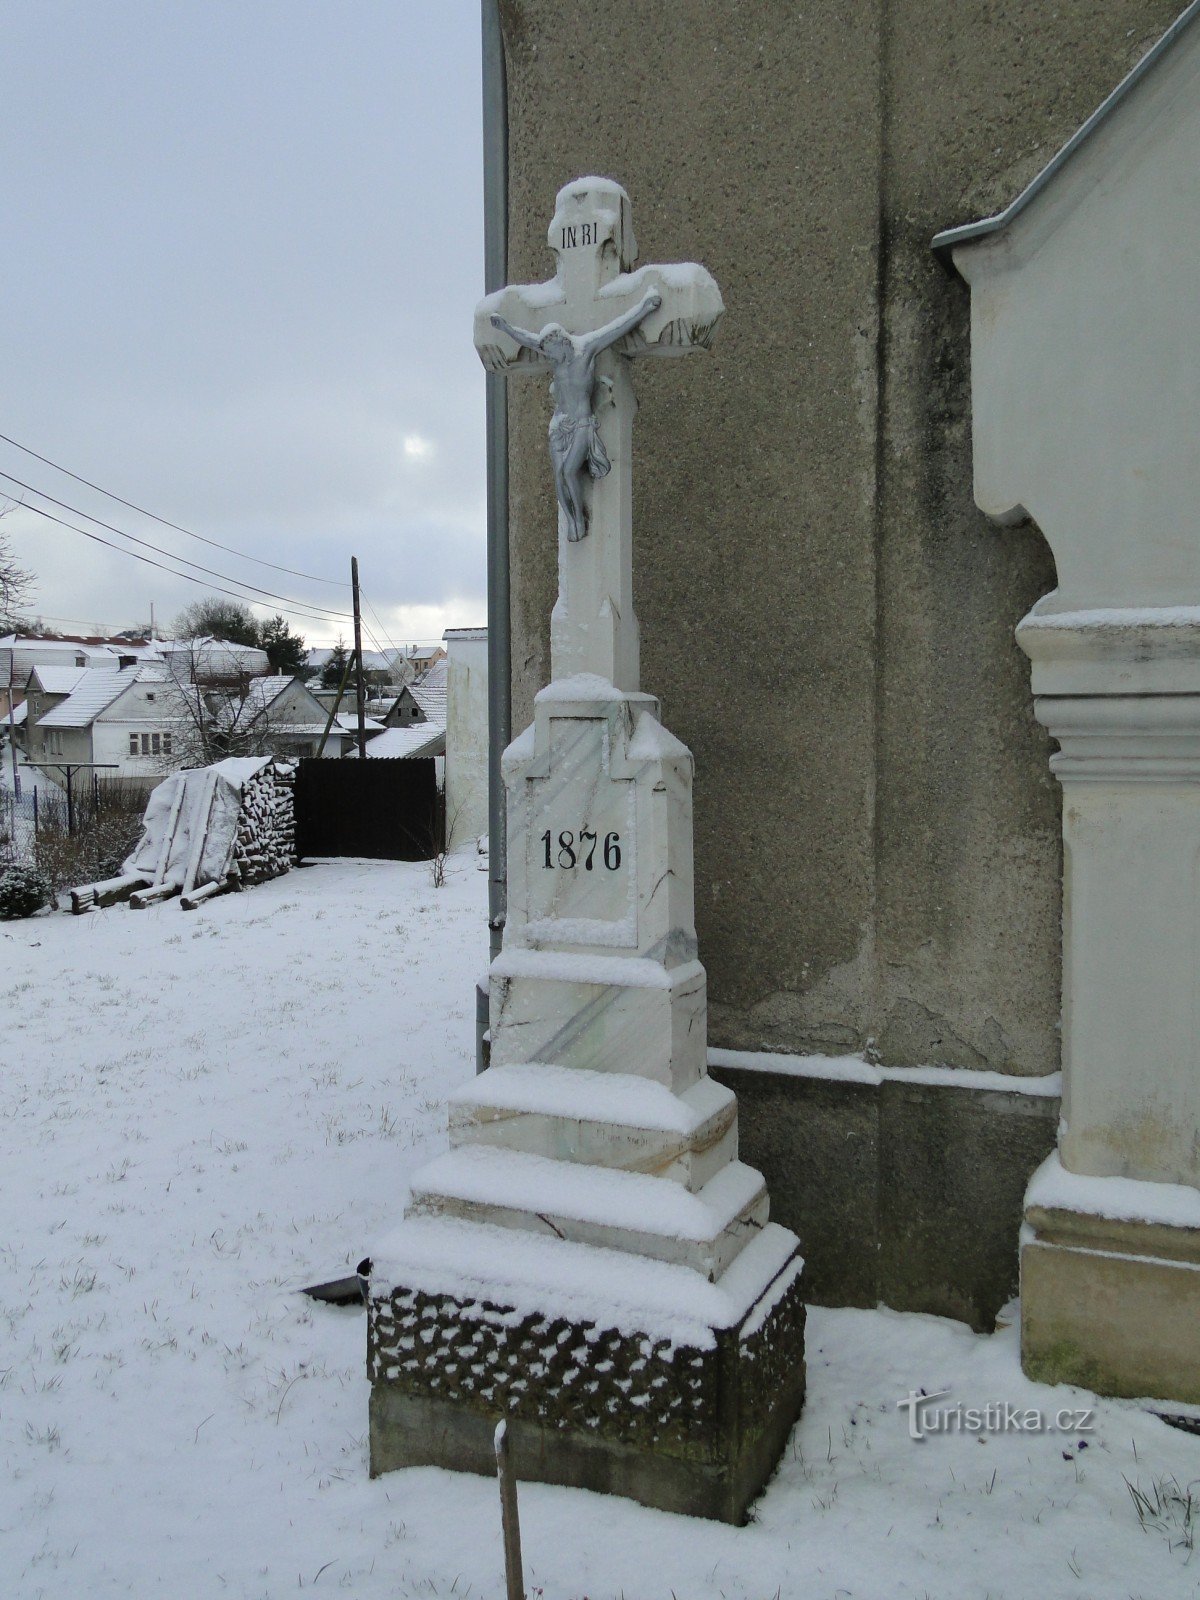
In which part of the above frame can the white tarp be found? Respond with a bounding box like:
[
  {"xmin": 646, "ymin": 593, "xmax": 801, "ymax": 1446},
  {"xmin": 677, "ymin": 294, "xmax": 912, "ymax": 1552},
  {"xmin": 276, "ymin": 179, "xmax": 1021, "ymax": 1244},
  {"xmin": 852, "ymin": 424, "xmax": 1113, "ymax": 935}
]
[{"xmin": 124, "ymin": 757, "xmax": 271, "ymax": 893}]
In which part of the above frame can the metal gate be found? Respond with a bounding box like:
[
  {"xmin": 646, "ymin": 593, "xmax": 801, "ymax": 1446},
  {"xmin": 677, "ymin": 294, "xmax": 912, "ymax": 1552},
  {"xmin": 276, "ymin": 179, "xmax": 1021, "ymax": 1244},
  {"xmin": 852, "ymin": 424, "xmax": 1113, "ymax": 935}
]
[{"xmin": 293, "ymin": 758, "xmax": 442, "ymax": 861}]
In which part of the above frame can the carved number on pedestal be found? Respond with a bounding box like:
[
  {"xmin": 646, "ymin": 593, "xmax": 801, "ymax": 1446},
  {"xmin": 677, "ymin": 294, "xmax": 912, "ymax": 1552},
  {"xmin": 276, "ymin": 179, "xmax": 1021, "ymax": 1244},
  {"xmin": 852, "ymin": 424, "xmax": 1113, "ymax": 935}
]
[{"xmin": 539, "ymin": 829, "xmax": 621, "ymax": 871}]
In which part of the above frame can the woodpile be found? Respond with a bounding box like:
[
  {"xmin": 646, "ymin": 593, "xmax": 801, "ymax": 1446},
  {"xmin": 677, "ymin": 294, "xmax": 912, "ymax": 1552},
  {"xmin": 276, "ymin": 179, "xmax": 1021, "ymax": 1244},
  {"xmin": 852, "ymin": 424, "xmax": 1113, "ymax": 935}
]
[
  {"xmin": 231, "ymin": 760, "xmax": 296, "ymax": 888},
  {"xmin": 69, "ymin": 757, "xmax": 297, "ymax": 913}
]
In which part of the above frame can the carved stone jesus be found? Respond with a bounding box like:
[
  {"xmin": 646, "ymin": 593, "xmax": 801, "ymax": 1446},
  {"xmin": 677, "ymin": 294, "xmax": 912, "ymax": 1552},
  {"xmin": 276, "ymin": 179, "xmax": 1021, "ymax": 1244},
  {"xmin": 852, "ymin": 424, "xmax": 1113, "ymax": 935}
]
[
  {"xmin": 490, "ymin": 291, "xmax": 662, "ymax": 542},
  {"xmin": 475, "ymin": 177, "xmax": 723, "ymax": 689}
]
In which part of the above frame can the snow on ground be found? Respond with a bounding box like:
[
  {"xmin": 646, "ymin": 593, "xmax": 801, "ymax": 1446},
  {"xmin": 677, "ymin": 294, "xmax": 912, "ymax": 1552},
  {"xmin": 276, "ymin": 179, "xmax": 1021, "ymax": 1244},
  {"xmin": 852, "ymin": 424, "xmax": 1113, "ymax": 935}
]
[{"xmin": 1, "ymin": 854, "xmax": 1199, "ymax": 1598}]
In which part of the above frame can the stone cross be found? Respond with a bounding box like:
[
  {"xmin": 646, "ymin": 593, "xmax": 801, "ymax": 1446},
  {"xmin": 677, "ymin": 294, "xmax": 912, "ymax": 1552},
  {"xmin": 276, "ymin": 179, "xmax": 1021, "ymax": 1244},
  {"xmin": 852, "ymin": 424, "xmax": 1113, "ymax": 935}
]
[{"xmin": 475, "ymin": 177, "xmax": 724, "ymax": 692}]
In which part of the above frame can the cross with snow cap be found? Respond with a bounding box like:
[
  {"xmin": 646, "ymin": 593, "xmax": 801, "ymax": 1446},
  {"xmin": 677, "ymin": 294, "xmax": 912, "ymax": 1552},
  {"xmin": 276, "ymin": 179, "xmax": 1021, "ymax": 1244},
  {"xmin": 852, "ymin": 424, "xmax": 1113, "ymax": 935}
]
[{"xmin": 475, "ymin": 177, "xmax": 723, "ymax": 692}]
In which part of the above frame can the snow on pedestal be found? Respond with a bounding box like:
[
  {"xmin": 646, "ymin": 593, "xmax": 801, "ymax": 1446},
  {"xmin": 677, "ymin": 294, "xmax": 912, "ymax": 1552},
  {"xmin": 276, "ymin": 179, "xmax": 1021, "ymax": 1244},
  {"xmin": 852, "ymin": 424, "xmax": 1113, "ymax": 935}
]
[
  {"xmin": 367, "ymin": 179, "xmax": 805, "ymax": 1523},
  {"xmin": 936, "ymin": 7, "xmax": 1200, "ymax": 1402}
]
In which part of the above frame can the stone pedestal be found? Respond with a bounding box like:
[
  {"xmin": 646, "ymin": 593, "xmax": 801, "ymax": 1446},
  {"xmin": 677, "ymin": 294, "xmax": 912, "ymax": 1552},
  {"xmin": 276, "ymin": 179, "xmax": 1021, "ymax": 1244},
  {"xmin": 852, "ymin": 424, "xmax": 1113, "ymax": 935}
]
[
  {"xmin": 1014, "ymin": 616, "xmax": 1200, "ymax": 1399},
  {"xmin": 368, "ymin": 676, "xmax": 806, "ymax": 1520}
]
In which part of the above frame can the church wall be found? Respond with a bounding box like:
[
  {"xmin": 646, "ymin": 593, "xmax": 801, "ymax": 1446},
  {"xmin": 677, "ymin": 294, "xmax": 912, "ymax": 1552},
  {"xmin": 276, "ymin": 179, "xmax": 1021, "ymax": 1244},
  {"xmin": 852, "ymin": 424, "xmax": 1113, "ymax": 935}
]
[
  {"xmin": 499, "ymin": 0, "xmax": 1180, "ymax": 1076},
  {"xmin": 496, "ymin": 0, "xmax": 1185, "ymax": 1317}
]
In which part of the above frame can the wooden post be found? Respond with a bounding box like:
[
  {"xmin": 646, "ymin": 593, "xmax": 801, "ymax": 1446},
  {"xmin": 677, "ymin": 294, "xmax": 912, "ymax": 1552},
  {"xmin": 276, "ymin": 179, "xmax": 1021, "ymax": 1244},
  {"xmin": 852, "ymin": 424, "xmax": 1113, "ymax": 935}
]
[
  {"xmin": 351, "ymin": 555, "xmax": 367, "ymax": 759},
  {"xmin": 65, "ymin": 766, "xmax": 75, "ymax": 836},
  {"xmin": 494, "ymin": 1420, "xmax": 524, "ymax": 1600}
]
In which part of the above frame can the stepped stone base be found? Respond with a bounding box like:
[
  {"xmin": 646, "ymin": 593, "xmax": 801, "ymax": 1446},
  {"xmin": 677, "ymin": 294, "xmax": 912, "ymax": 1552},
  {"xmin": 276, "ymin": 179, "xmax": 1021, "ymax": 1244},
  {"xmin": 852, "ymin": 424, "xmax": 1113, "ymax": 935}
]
[{"xmin": 367, "ymin": 1229, "xmax": 806, "ymax": 1524}]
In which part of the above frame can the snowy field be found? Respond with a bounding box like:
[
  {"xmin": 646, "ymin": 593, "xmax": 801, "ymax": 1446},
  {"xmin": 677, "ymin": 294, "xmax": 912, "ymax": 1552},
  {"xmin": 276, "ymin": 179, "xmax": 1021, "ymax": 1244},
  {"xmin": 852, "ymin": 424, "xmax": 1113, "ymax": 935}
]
[{"xmin": 2, "ymin": 855, "xmax": 1199, "ymax": 1599}]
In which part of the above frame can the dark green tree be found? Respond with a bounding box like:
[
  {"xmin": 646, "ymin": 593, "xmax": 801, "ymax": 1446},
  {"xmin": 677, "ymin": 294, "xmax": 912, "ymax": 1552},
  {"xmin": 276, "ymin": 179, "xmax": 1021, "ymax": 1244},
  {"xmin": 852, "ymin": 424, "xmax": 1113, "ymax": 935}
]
[
  {"xmin": 258, "ymin": 614, "xmax": 307, "ymax": 676},
  {"xmin": 320, "ymin": 637, "xmax": 351, "ymax": 689}
]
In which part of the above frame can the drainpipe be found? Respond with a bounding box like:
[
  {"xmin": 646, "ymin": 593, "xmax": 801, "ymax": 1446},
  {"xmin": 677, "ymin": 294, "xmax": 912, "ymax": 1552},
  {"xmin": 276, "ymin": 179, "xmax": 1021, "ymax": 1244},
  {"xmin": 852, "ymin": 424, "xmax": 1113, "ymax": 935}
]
[{"xmin": 479, "ymin": 0, "xmax": 510, "ymax": 1069}]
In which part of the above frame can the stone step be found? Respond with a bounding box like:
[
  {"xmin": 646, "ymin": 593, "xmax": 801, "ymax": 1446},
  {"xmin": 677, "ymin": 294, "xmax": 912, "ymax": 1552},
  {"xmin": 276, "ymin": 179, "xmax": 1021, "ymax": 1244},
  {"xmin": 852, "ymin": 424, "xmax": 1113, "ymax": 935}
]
[
  {"xmin": 447, "ymin": 1064, "xmax": 737, "ymax": 1190},
  {"xmin": 406, "ymin": 1145, "xmax": 768, "ymax": 1281}
]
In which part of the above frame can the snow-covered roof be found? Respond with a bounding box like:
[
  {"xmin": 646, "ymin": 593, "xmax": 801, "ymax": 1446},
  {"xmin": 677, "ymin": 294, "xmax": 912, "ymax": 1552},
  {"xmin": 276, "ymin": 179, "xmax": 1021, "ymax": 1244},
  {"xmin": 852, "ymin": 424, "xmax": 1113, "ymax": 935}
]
[
  {"xmin": 357, "ymin": 724, "xmax": 445, "ymax": 760},
  {"xmin": 38, "ymin": 666, "xmax": 167, "ymax": 729},
  {"xmin": 333, "ymin": 712, "xmax": 385, "ymax": 732},
  {"xmin": 26, "ymin": 665, "xmax": 95, "ymax": 696},
  {"xmin": 160, "ymin": 636, "xmax": 271, "ymax": 680},
  {"xmin": 410, "ymin": 659, "xmax": 448, "ymax": 727},
  {"xmin": 6, "ymin": 700, "xmax": 27, "ymax": 726},
  {"xmin": 215, "ymin": 675, "xmax": 326, "ymax": 734}
]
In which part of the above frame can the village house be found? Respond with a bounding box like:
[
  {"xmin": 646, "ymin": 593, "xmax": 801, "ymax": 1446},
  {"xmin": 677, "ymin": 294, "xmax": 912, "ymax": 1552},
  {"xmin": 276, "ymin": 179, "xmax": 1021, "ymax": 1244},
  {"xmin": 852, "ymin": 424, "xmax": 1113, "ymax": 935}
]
[
  {"xmin": 28, "ymin": 665, "xmax": 182, "ymax": 790},
  {"xmin": 379, "ymin": 657, "xmax": 447, "ymax": 730},
  {"xmin": 209, "ymin": 674, "xmax": 340, "ymax": 761},
  {"xmin": 159, "ymin": 635, "xmax": 270, "ymax": 689},
  {"xmin": 0, "ymin": 633, "xmax": 138, "ymax": 717}
]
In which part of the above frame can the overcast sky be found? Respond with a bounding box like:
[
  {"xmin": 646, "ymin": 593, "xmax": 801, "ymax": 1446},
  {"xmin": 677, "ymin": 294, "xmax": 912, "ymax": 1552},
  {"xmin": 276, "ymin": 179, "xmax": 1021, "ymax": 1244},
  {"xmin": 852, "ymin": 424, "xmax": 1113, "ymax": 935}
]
[{"xmin": 1, "ymin": 1, "xmax": 484, "ymax": 650}]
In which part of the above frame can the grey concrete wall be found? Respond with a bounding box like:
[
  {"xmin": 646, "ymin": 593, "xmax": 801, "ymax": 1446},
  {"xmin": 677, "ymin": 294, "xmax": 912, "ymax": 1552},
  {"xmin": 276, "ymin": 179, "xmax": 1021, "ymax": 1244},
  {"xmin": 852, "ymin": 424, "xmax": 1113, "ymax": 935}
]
[
  {"xmin": 710, "ymin": 1060, "xmax": 1059, "ymax": 1330},
  {"xmin": 498, "ymin": 1, "xmax": 1181, "ymax": 1077}
]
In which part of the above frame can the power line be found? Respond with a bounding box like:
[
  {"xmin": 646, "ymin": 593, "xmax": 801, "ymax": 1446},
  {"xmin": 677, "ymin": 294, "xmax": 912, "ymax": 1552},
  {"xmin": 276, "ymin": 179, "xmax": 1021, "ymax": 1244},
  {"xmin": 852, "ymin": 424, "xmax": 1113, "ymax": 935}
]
[
  {"xmin": 360, "ymin": 588, "xmax": 447, "ymax": 659},
  {"xmin": 12, "ymin": 498, "xmax": 358, "ymax": 631},
  {"xmin": 0, "ymin": 469, "xmax": 354, "ymax": 624},
  {"xmin": 0, "ymin": 430, "xmax": 350, "ymax": 586},
  {"xmin": 360, "ymin": 589, "xmax": 401, "ymax": 658}
]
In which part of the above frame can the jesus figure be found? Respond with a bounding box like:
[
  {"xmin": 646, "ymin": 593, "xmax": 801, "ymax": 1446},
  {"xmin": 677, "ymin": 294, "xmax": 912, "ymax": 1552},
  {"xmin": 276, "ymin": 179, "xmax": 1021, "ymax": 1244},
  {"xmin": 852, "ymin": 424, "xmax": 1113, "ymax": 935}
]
[{"xmin": 490, "ymin": 289, "xmax": 662, "ymax": 542}]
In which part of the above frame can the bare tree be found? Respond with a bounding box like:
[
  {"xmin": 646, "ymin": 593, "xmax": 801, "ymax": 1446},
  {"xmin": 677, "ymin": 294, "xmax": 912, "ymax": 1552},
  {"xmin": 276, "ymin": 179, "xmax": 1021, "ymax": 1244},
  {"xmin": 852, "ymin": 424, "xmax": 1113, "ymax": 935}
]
[
  {"xmin": 0, "ymin": 506, "xmax": 35, "ymax": 630},
  {"xmin": 171, "ymin": 595, "xmax": 259, "ymax": 647}
]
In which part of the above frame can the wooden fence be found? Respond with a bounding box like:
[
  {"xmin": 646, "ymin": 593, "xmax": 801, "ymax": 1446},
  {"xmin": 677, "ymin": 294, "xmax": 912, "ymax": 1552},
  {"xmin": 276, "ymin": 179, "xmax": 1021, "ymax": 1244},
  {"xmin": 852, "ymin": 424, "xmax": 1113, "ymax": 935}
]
[{"xmin": 293, "ymin": 758, "xmax": 443, "ymax": 862}]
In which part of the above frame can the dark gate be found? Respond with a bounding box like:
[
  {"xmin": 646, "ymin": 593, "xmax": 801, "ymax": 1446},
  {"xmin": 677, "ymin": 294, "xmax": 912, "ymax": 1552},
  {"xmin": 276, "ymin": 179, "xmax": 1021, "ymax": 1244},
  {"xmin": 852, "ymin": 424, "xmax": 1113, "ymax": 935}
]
[{"xmin": 294, "ymin": 758, "xmax": 443, "ymax": 861}]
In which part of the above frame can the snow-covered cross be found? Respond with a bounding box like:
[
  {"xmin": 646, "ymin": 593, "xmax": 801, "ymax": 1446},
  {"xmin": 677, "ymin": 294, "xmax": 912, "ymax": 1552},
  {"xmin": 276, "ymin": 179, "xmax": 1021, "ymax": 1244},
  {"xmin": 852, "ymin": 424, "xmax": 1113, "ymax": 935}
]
[{"xmin": 475, "ymin": 177, "xmax": 724, "ymax": 692}]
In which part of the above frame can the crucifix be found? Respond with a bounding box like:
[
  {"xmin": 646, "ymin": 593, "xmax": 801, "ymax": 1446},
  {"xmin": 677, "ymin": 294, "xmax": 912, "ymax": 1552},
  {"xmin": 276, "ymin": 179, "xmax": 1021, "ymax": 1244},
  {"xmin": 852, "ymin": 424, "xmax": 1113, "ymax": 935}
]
[{"xmin": 474, "ymin": 176, "xmax": 724, "ymax": 692}]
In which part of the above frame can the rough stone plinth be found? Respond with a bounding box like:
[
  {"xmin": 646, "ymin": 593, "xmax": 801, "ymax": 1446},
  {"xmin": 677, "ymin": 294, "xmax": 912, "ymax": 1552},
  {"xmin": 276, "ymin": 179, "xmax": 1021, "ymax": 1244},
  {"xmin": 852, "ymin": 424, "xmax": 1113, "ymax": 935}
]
[{"xmin": 368, "ymin": 1221, "xmax": 806, "ymax": 1524}]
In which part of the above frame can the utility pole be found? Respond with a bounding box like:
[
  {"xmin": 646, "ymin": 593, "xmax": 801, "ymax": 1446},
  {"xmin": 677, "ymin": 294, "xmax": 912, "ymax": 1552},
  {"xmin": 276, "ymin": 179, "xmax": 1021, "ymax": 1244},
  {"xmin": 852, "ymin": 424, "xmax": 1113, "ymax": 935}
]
[
  {"xmin": 350, "ymin": 556, "xmax": 367, "ymax": 759},
  {"xmin": 6, "ymin": 649, "xmax": 19, "ymax": 800}
]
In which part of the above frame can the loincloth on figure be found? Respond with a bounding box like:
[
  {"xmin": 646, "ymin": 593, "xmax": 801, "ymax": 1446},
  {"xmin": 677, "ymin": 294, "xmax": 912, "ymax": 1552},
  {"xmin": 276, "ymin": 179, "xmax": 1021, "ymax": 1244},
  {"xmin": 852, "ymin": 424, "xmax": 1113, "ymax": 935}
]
[{"xmin": 549, "ymin": 412, "xmax": 611, "ymax": 481}]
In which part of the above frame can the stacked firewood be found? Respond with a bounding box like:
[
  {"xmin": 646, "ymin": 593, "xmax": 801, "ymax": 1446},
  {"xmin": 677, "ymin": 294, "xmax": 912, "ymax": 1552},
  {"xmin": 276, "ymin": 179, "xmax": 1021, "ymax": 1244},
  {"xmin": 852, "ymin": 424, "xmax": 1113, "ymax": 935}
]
[{"xmin": 232, "ymin": 760, "xmax": 297, "ymax": 886}]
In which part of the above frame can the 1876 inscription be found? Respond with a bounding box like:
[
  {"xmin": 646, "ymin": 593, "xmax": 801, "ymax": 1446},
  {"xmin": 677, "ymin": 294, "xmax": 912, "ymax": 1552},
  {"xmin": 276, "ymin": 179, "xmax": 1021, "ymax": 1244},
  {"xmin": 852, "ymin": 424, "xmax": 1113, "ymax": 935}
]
[{"xmin": 540, "ymin": 829, "xmax": 622, "ymax": 871}]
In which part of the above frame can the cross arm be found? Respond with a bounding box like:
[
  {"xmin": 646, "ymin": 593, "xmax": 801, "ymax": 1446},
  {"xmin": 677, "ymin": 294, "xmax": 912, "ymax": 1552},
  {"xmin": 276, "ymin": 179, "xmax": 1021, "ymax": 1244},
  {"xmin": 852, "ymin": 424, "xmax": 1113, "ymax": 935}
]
[
  {"xmin": 474, "ymin": 281, "xmax": 564, "ymax": 374},
  {"xmin": 593, "ymin": 263, "xmax": 725, "ymax": 360}
]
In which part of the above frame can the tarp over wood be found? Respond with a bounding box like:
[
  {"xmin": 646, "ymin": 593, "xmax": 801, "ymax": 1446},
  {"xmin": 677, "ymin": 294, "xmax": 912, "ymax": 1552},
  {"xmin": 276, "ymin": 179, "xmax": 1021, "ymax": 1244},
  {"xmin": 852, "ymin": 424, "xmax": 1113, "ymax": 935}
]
[{"xmin": 124, "ymin": 756, "xmax": 272, "ymax": 895}]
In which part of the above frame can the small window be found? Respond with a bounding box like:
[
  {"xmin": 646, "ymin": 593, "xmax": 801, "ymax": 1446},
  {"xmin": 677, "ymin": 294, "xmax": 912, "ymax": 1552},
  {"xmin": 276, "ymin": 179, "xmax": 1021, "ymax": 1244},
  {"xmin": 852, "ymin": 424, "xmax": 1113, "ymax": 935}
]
[
  {"xmin": 151, "ymin": 732, "xmax": 161, "ymax": 755},
  {"xmin": 411, "ymin": 706, "xmax": 419, "ymax": 718},
  {"xmin": 163, "ymin": 734, "xmax": 173, "ymax": 756},
  {"xmin": 129, "ymin": 733, "xmax": 139, "ymax": 756},
  {"xmin": 146, "ymin": 692, "xmax": 156, "ymax": 703},
  {"xmin": 141, "ymin": 733, "xmax": 151, "ymax": 755}
]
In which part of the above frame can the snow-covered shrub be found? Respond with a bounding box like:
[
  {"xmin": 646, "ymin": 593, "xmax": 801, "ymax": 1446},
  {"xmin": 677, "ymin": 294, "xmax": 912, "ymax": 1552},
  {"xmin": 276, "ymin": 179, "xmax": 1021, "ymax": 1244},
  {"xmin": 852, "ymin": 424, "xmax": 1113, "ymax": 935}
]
[
  {"xmin": 34, "ymin": 781, "xmax": 147, "ymax": 895},
  {"xmin": 0, "ymin": 861, "xmax": 50, "ymax": 919}
]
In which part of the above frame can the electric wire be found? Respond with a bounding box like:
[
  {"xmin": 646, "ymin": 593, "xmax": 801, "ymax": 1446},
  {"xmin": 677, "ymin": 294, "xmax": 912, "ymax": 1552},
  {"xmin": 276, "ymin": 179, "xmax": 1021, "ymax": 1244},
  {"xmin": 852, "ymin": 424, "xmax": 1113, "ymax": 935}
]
[
  {"xmin": 0, "ymin": 470, "xmax": 355, "ymax": 624},
  {"xmin": 0, "ymin": 430, "xmax": 350, "ymax": 586},
  {"xmin": 11, "ymin": 498, "xmax": 357, "ymax": 631}
]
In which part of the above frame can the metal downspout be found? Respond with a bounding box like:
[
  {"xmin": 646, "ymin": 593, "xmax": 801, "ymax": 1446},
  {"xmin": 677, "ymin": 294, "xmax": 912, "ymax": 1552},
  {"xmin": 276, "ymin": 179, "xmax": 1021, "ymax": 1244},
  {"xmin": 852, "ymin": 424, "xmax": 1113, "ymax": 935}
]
[{"xmin": 479, "ymin": 0, "xmax": 510, "ymax": 1067}]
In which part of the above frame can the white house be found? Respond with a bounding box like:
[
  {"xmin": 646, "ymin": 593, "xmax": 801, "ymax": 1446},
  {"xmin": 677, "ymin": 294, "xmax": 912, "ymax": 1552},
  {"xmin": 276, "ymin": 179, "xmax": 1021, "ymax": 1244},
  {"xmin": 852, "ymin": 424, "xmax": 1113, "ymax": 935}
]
[
  {"xmin": 29, "ymin": 666, "xmax": 183, "ymax": 788},
  {"xmin": 0, "ymin": 634, "xmax": 127, "ymax": 716},
  {"xmin": 442, "ymin": 627, "xmax": 488, "ymax": 846}
]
